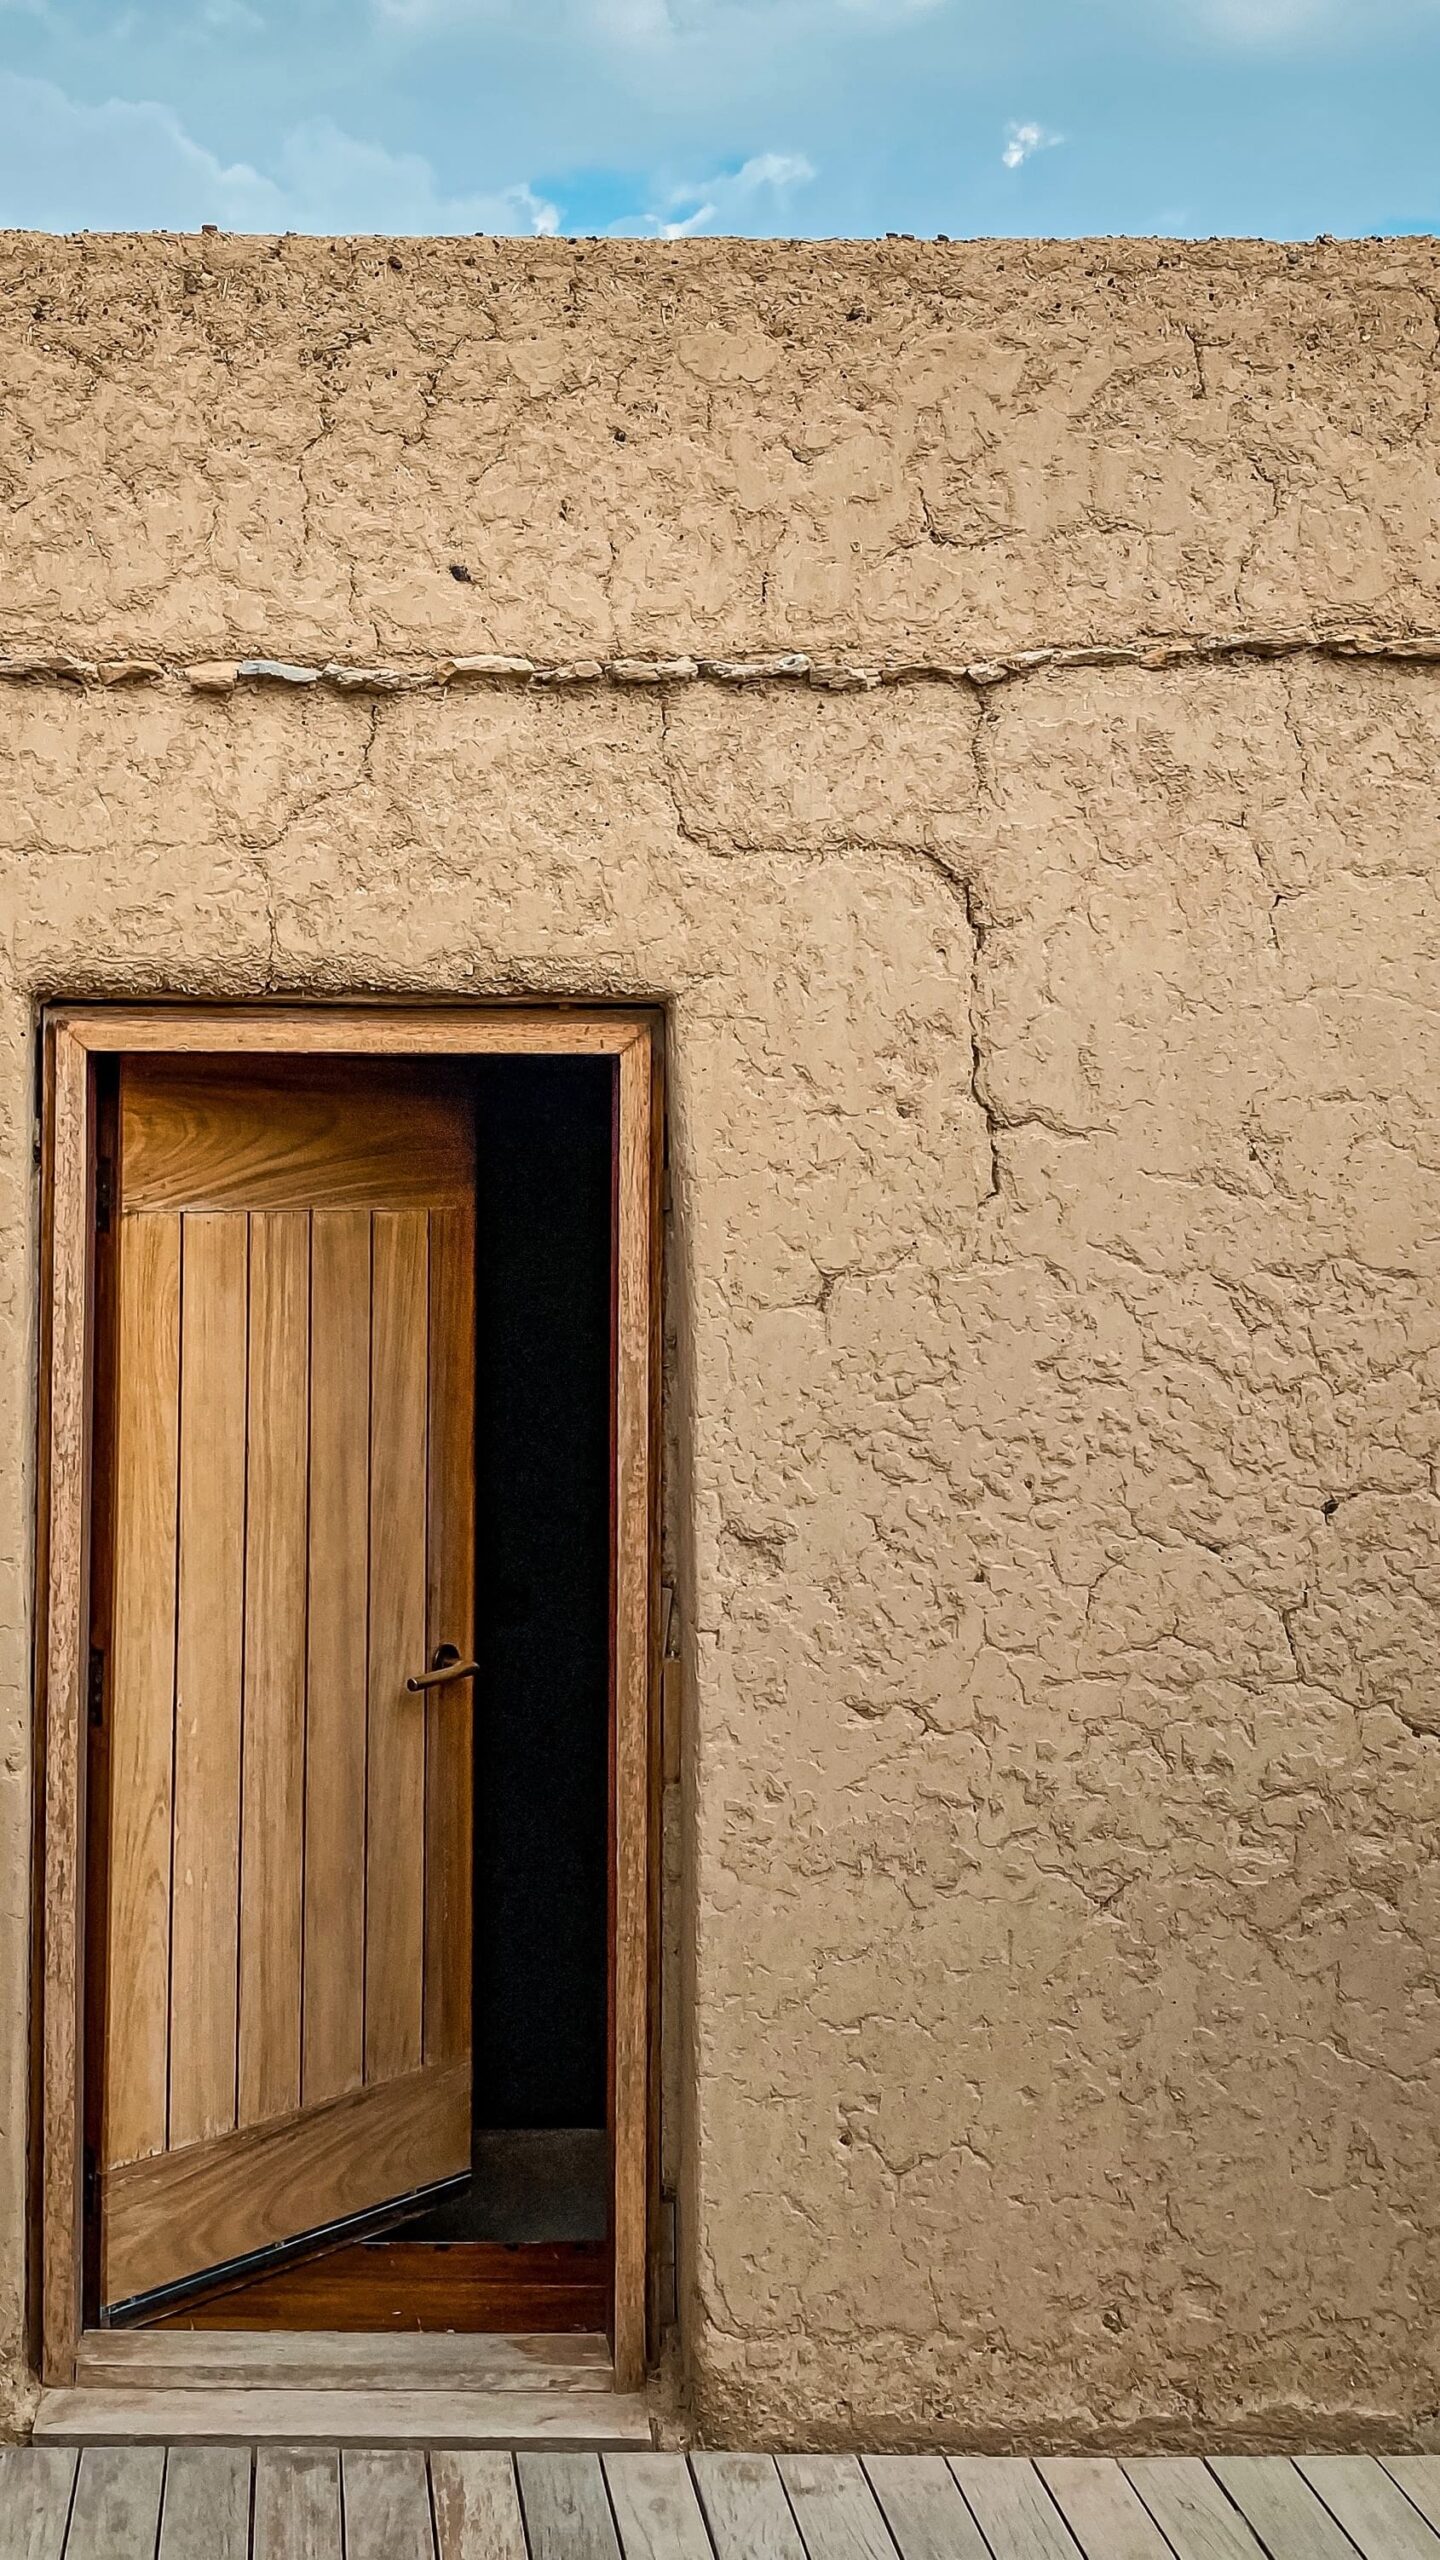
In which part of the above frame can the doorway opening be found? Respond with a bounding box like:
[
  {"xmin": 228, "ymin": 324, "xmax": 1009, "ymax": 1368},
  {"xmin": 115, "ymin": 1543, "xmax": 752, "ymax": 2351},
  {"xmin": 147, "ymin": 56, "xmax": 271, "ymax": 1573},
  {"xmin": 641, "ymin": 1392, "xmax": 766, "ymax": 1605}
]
[{"xmin": 36, "ymin": 1009, "xmax": 659, "ymax": 2394}]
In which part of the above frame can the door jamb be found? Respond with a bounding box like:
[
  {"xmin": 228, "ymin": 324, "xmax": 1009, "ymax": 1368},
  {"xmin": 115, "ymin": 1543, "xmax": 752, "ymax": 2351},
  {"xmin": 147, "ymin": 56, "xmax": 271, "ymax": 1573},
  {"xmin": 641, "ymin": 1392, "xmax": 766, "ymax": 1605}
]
[{"xmin": 35, "ymin": 1004, "xmax": 662, "ymax": 2392}]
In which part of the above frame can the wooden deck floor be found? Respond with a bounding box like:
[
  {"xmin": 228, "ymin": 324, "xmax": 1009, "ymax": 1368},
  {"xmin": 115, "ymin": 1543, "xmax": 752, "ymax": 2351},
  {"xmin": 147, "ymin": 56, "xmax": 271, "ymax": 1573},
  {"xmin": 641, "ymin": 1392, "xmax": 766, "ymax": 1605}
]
[{"xmin": 5, "ymin": 2446, "xmax": 1440, "ymax": 2559}]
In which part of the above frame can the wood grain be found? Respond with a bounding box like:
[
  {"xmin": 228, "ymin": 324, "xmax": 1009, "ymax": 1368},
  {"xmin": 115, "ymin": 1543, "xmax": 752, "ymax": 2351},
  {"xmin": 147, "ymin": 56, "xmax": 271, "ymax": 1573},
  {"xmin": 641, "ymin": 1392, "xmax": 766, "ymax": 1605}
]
[
  {"xmin": 949, "ymin": 2458, "xmax": 1084, "ymax": 2560},
  {"xmin": 63, "ymin": 2448, "xmax": 166, "ymax": 2560},
  {"xmin": 303, "ymin": 1208, "xmax": 371, "ymax": 2108},
  {"xmin": 39, "ymin": 1025, "xmax": 94, "ymax": 2382},
  {"xmin": 1210, "ymin": 2456, "xmax": 1367, "ymax": 2560},
  {"xmin": 691, "ymin": 2455, "xmax": 807, "ymax": 2560},
  {"xmin": 776, "ymin": 2457, "xmax": 898, "ymax": 2560},
  {"xmin": 519, "ymin": 2452, "xmax": 623, "ymax": 2560},
  {"xmin": 157, "ymin": 2447, "xmax": 252, "ymax": 2560},
  {"xmin": 121, "ymin": 1060, "xmax": 475, "ymax": 1213},
  {"xmin": 76, "ymin": 2325, "xmax": 611, "ymax": 2388},
  {"xmin": 1125, "ymin": 2460, "xmax": 1269, "ymax": 2560},
  {"xmin": 865, "ymin": 2456, "xmax": 995, "ymax": 2560},
  {"xmin": 37, "ymin": 2391, "xmax": 650, "ymax": 2449},
  {"xmin": 0, "ymin": 2446, "xmax": 78, "ymax": 2560},
  {"xmin": 102, "ymin": 2056, "xmax": 467, "ymax": 2304},
  {"xmin": 1295, "ymin": 2456, "xmax": 1440, "ymax": 2560},
  {"xmin": 145, "ymin": 2239, "xmax": 610, "ymax": 2335},
  {"xmin": 604, "ymin": 2454, "xmax": 712, "ymax": 2560},
  {"xmin": 238, "ymin": 1210, "xmax": 310, "ymax": 2130},
  {"xmin": 431, "ymin": 2452, "xmax": 529, "ymax": 2560},
  {"xmin": 61, "ymin": 1008, "xmax": 656, "ymax": 1059},
  {"xmin": 169, "ymin": 1211, "xmax": 248, "ymax": 2152},
  {"xmin": 342, "ymin": 2452, "xmax": 434, "ymax": 2560},
  {"xmin": 424, "ymin": 1203, "xmax": 475, "ymax": 2065},
  {"xmin": 365, "ymin": 1210, "xmax": 430, "ymax": 2085},
  {"xmin": 253, "ymin": 2450, "xmax": 343, "ymax": 2560},
  {"xmin": 1039, "ymin": 2459, "xmax": 1174, "ymax": 2560},
  {"xmin": 1385, "ymin": 2460, "xmax": 1440, "ymax": 2540},
  {"xmin": 611, "ymin": 1029, "xmax": 654, "ymax": 2390},
  {"xmin": 103, "ymin": 1212, "xmax": 181, "ymax": 2172}
]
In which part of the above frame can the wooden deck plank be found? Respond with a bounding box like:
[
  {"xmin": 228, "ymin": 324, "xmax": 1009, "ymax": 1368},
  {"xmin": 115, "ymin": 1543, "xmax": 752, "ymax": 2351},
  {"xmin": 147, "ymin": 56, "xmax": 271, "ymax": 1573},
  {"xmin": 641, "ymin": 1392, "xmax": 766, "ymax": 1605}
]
[
  {"xmin": 0, "ymin": 2447, "xmax": 78, "ymax": 2560},
  {"xmin": 1126, "ymin": 2459, "xmax": 1271, "ymax": 2560},
  {"xmin": 157, "ymin": 2447, "xmax": 252, "ymax": 2560},
  {"xmin": 33, "ymin": 2386, "xmax": 651, "ymax": 2447},
  {"xmin": 1297, "ymin": 2456, "xmax": 1440, "ymax": 2560},
  {"xmin": 604, "ymin": 2455, "xmax": 713, "ymax": 2560},
  {"xmin": 1211, "ymin": 2455, "xmax": 1368, "ymax": 2559},
  {"xmin": 691, "ymin": 2453, "xmax": 807, "ymax": 2560},
  {"xmin": 865, "ymin": 2454, "xmax": 993, "ymax": 2559},
  {"xmin": 1385, "ymin": 2460, "xmax": 1440, "ymax": 2539},
  {"xmin": 62, "ymin": 2448, "xmax": 167, "ymax": 2560},
  {"xmin": 948, "ymin": 2457, "xmax": 1082, "ymax": 2558},
  {"xmin": 430, "ymin": 2453, "xmax": 528, "ymax": 2560},
  {"xmin": 1037, "ymin": 2459, "xmax": 1173, "ymax": 2560},
  {"xmin": 342, "ymin": 2451, "xmax": 435, "ymax": 2560},
  {"xmin": 777, "ymin": 2454, "xmax": 899, "ymax": 2560},
  {"xmin": 518, "ymin": 2452, "xmax": 623, "ymax": 2560},
  {"xmin": 252, "ymin": 2448, "xmax": 342, "ymax": 2560}
]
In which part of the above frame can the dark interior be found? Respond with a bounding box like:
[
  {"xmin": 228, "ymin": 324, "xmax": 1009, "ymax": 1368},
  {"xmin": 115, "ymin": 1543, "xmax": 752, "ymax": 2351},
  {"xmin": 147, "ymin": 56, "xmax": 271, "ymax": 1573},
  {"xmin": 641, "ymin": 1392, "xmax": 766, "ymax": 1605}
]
[{"xmin": 401, "ymin": 1054, "xmax": 614, "ymax": 2245}]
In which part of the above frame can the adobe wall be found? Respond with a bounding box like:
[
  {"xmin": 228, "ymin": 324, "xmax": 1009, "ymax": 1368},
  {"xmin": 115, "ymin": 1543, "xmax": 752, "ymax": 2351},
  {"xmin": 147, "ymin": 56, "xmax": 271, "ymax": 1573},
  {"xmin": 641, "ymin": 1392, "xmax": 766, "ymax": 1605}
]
[{"xmin": 0, "ymin": 233, "xmax": 1437, "ymax": 2447}]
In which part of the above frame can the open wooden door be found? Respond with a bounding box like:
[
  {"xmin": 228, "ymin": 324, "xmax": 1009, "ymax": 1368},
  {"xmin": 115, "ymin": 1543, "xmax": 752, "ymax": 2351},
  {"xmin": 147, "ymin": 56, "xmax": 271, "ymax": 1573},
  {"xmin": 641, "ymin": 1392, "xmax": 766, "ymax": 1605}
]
[{"xmin": 94, "ymin": 1058, "xmax": 476, "ymax": 2312}]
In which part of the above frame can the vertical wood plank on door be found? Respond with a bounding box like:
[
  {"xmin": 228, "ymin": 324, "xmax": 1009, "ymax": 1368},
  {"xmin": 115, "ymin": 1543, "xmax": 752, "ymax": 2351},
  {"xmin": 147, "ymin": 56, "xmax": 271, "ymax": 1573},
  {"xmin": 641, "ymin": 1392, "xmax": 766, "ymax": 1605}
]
[
  {"xmin": 0, "ymin": 2447, "xmax": 78, "ymax": 2560},
  {"xmin": 104, "ymin": 1213, "xmax": 181, "ymax": 2170},
  {"xmin": 430, "ymin": 2454, "xmax": 528, "ymax": 2560},
  {"xmin": 304, "ymin": 1209, "xmax": 371, "ymax": 2107},
  {"xmin": 157, "ymin": 2448, "xmax": 252, "ymax": 2560},
  {"xmin": 425, "ymin": 1203, "xmax": 475, "ymax": 2066},
  {"xmin": 239, "ymin": 1210, "xmax": 311, "ymax": 2129},
  {"xmin": 169, "ymin": 1212, "xmax": 249, "ymax": 2151},
  {"xmin": 253, "ymin": 2449, "xmax": 343, "ymax": 2560},
  {"xmin": 365, "ymin": 1210, "xmax": 430, "ymax": 2087}
]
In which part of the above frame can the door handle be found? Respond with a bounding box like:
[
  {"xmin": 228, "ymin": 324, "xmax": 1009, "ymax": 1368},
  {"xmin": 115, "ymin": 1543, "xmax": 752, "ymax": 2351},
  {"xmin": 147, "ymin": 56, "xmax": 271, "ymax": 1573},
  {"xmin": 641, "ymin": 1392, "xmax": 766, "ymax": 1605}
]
[{"xmin": 407, "ymin": 1644, "xmax": 480, "ymax": 1692}]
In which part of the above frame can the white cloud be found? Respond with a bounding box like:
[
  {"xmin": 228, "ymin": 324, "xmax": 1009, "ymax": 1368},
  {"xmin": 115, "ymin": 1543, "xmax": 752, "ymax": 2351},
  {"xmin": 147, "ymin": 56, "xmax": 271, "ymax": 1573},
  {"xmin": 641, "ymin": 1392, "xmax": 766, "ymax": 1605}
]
[
  {"xmin": 1001, "ymin": 117, "xmax": 1061, "ymax": 169},
  {"xmin": 620, "ymin": 146, "xmax": 816, "ymax": 236},
  {"xmin": 201, "ymin": 0, "xmax": 264, "ymax": 27},
  {"xmin": 1195, "ymin": 0, "xmax": 1323, "ymax": 29},
  {"xmin": 374, "ymin": 0, "xmax": 946, "ymax": 37},
  {"xmin": 0, "ymin": 72, "xmax": 559, "ymax": 233}
]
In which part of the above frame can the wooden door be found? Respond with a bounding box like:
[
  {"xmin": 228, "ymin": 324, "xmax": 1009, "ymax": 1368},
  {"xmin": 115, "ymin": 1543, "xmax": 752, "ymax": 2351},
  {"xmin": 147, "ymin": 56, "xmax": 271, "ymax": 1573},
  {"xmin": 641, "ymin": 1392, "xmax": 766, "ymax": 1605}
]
[{"xmin": 95, "ymin": 1059, "xmax": 476, "ymax": 2311}]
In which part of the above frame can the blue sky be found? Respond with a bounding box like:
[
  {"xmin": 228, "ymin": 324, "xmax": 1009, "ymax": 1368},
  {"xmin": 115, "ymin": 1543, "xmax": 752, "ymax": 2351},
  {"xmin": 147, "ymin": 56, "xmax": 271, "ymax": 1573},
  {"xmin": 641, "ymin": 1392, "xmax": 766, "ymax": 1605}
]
[{"xmin": 0, "ymin": 0, "xmax": 1435, "ymax": 240}]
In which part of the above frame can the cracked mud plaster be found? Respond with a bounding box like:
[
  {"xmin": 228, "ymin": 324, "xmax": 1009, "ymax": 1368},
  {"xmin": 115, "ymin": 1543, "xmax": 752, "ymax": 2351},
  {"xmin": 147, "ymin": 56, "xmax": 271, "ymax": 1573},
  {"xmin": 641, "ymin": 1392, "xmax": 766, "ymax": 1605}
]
[
  {"xmin": 4, "ymin": 233, "xmax": 1440, "ymax": 663},
  {"xmin": 0, "ymin": 237, "xmax": 1437, "ymax": 2451}
]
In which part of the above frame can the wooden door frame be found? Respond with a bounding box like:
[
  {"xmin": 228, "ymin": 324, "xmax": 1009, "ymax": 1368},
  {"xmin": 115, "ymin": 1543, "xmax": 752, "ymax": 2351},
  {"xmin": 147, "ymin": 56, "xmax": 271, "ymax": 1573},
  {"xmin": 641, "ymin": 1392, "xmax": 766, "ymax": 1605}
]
[{"xmin": 34, "ymin": 1003, "xmax": 663, "ymax": 2392}]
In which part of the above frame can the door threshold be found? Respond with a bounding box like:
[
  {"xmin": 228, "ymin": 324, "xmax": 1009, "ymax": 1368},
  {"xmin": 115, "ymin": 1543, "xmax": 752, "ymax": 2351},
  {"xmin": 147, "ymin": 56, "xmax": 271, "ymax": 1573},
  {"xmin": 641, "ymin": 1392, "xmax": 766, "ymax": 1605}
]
[
  {"xmin": 72, "ymin": 2327, "xmax": 614, "ymax": 2393},
  {"xmin": 33, "ymin": 2383, "xmax": 652, "ymax": 2451}
]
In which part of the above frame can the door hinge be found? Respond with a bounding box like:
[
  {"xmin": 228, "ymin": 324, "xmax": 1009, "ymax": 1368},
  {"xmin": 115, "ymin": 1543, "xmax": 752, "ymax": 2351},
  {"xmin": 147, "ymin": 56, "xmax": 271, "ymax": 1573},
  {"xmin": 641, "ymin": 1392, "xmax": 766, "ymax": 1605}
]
[
  {"xmin": 87, "ymin": 1646, "xmax": 105, "ymax": 1729},
  {"xmin": 83, "ymin": 2144, "xmax": 99, "ymax": 2218},
  {"xmin": 94, "ymin": 1157, "xmax": 114, "ymax": 1232}
]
